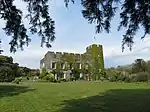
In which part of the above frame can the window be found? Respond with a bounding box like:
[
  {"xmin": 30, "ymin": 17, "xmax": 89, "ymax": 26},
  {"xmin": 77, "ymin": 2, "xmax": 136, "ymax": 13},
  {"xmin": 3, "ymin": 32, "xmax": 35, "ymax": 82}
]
[
  {"xmin": 61, "ymin": 63, "xmax": 65, "ymax": 69},
  {"xmin": 79, "ymin": 63, "xmax": 82, "ymax": 69},
  {"xmin": 76, "ymin": 63, "xmax": 81, "ymax": 69},
  {"xmin": 52, "ymin": 62, "xmax": 56, "ymax": 69},
  {"xmin": 70, "ymin": 63, "xmax": 73, "ymax": 69},
  {"xmin": 42, "ymin": 63, "xmax": 45, "ymax": 67}
]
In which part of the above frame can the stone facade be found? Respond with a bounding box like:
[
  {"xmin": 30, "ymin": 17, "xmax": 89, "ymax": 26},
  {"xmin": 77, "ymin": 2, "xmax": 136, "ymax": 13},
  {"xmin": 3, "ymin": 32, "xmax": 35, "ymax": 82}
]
[{"xmin": 40, "ymin": 44, "xmax": 104, "ymax": 80}]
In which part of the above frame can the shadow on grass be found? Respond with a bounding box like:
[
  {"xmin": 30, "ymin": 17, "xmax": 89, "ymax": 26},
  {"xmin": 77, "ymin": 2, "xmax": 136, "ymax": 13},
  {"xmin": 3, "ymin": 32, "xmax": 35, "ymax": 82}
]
[
  {"xmin": 61, "ymin": 89, "xmax": 150, "ymax": 112},
  {"xmin": 0, "ymin": 85, "xmax": 35, "ymax": 98}
]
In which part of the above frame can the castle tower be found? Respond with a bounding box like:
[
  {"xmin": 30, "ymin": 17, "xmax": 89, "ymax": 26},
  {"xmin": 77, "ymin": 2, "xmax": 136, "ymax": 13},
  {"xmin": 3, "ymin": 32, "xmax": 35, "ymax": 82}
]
[{"xmin": 85, "ymin": 44, "xmax": 104, "ymax": 79}]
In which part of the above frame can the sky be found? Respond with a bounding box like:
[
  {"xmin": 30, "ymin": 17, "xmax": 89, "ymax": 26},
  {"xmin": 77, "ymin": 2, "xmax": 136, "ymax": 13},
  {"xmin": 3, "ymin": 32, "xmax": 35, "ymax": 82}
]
[{"xmin": 0, "ymin": 0, "xmax": 150, "ymax": 69}]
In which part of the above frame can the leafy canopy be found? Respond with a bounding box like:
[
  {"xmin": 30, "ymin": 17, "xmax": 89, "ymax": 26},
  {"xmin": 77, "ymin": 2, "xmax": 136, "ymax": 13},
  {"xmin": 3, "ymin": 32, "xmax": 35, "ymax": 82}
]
[{"xmin": 0, "ymin": 0, "xmax": 149, "ymax": 52}]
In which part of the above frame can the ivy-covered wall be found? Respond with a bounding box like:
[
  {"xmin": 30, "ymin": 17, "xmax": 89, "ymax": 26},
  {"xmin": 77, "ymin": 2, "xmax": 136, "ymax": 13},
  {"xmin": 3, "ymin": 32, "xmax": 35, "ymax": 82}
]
[
  {"xmin": 40, "ymin": 44, "xmax": 104, "ymax": 80},
  {"xmin": 85, "ymin": 44, "xmax": 104, "ymax": 80}
]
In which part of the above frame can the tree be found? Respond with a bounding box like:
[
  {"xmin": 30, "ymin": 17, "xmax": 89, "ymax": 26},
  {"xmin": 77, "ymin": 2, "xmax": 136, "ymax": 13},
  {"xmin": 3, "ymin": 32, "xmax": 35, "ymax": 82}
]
[
  {"xmin": 0, "ymin": 0, "xmax": 55, "ymax": 53},
  {"xmin": 145, "ymin": 60, "xmax": 150, "ymax": 74},
  {"xmin": 0, "ymin": 55, "xmax": 21, "ymax": 82},
  {"xmin": 19, "ymin": 66, "xmax": 31, "ymax": 76},
  {"xmin": 0, "ymin": 0, "xmax": 149, "ymax": 52},
  {"xmin": 116, "ymin": 65, "xmax": 132, "ymax": 74},
  {"xmin": 132, "ymin": 59, "xmax": 147, "ymax": 73},
  {"xmin": 81, "ymin": 0, "xmax": 150, "ymax": 51}
]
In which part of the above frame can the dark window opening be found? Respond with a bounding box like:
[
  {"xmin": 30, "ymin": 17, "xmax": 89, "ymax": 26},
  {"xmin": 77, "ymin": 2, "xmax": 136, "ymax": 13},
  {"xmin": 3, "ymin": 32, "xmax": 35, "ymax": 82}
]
[
  {"xmin": 61, "ymin": 63, "xmax": 65, "ymax": 69},
  {"xmin": 52, "ymin": 62, "xmax": 56, "ymax": 69}
]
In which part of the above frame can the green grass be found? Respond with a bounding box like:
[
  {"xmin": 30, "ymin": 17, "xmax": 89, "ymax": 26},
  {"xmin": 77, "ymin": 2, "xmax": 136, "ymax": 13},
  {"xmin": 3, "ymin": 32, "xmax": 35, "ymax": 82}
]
[{"xmin": 1, "ymin": 81, "xmax": 150, "ymax": 112}]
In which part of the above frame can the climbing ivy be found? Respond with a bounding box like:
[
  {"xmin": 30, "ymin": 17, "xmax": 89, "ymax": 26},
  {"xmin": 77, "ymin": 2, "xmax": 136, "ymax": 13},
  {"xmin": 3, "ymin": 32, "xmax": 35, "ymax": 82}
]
[
  {"xmin": 86, "ymin": 44, "xmax": 104, "ymax": 80},
  {"xmin": 48, "ymin": 44, "xmax": 104, "ymax": 80}
]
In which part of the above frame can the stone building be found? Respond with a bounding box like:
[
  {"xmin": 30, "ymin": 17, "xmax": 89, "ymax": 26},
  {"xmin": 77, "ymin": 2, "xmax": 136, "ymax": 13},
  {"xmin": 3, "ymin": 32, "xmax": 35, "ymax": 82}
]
[{"xmin": 40, "ymin": 44, "xmax": 104, "ymax": 80}]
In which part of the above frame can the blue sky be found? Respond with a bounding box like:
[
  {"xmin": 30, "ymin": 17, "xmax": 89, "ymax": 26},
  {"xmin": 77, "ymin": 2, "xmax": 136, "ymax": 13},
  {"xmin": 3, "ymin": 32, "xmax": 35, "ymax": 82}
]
[{"xmin": 0, "ymin": 0, "xmax": 150, "ymax": 69}]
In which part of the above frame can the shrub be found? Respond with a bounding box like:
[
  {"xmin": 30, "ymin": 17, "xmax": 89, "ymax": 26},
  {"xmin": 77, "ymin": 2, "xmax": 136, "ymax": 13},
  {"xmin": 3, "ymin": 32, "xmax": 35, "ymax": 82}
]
[
  {"xmin": 80, "ymin": 76, "xmax": 84, "ymax": 80},
  {"xmin": 129, "ymin": 74, "xmax": 136, "ymax": 82},
  {"xmin": 57, "ymin": 79, "xmax": 61, "ymax": 83},
  {"xmin": 108, "ymin": 74, "xmax": 117, "ymax": 82},
  {"xmin": 134, "ymin": 72, "xmax": 149, "ymax": 82},
  {"xmin": 39, "ymin": 67, "xmax": 47, "ymax": 79},
  {"xmin": 0, "ymin": 66, "xmax": 15, "ymax": 82},
  {"xmin": 117, "ymin": 74, "xmax": 126, "ymax": 82},
  {"xmin": 72, "ymin": 70, "xmax": 80, "ymax": 80},
  {"xmin": 70, "ymin": 77, "xmax": 75, "ymax": 81},
  {"xmin": 62, "ymin": 79, "xmax": 67, "ymax": 82},
  {"xmin": 124, "ymin": 76, "xmax": 131, "ymax": 82},
  {"xmin": 43, "ymin": 73, "xmax": 54, "ymax": 82},
  {"xmin": 12, "ymin": 77, "xmax": 22, "ymax": 84}
]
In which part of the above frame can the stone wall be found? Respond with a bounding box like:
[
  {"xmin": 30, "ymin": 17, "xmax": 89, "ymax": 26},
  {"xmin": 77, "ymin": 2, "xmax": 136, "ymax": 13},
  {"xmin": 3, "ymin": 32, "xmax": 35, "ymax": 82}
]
[{"xmin": 40, "ymin": 44, "xmax": 104, "ymax": 74}]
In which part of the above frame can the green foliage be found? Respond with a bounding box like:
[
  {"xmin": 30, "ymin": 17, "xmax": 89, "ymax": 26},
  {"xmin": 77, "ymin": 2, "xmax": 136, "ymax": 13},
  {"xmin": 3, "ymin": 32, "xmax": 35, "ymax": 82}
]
[
  {"xmin": 0, "ymin": 55, "xmax": 21, "ymax": 82},
  {"xmin": 0, "ymin": 66, "xmax": 14, "ymax": 82},
  {"xmin": 1, "ymin": 0, "xmax": 149, "ymax": 52},
  {"xmin": 39, "ymin": 67, "xmax": 47, "ymax": 79},
  {"xmin": 145, "ymin": 61, "xmax": 150, "ymax": 74},
  {"xmin": 134, "ymin": 72, "xmax": 149, "ymax": 82},
  {"xmin": 105, "ymin": 68, "xmax": 131, "ymax": 82},
  {"xmin": 0, "ymin": 55, "xmax": 35, "ymax": 82},
  {"xmin": 43, "ymin": 73, "xmax": 54, "ymax": 82},
  {"xmin": 19, "ymin": 67, "xmax": 31, "ymax": 77},
  {"xmin": 124, "ymin": 76, "xmax": 131, "ymax": 83},
  {"xmin": 39, "ymin": 67, "xmax": 55, "ymax": 82},
  {"xmin": 0, "ymin": 0, "xmax": 55, "ymax": 52},
  {"xmin": 35, "ymin": 72, "xmax": 40, "ymax": 76},
  {"xmin": 12, "ymin": 77, "xmax": 22, "ymax": 84},
  {"xmin": 106, "ymin": 58, "xmax": 150, "ymax": 83},
  {"xmin": 105, "ymin": 69, "xmax": 117, "ymax": 82},
  {"xmin": 132, "ymin": 59, "xmax": 146, "ymax": 73},
  {"xmin": 72, "ymin": 69, "xmax": 80, "ymax": 80},
  {"xmin": 0, "ymin": 56, "xmax": 13, "ymax": 63},
  {"xmin": 86, "ymin": 44, "xmax": 104, "ymax": 80},
  {"xmin": 116, "ymin": 65, "xmax": 132, "ymax": 74},
  {"xmin": 81, "ymin": 0, "xmax": 150, "ymax": 51}
]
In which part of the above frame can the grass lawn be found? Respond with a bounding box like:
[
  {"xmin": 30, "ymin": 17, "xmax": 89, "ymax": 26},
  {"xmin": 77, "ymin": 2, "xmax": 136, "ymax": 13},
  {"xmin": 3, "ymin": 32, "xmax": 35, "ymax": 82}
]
[{"xmin": 1, "ymin": 81, "xmax": 150, "ymax": 112}]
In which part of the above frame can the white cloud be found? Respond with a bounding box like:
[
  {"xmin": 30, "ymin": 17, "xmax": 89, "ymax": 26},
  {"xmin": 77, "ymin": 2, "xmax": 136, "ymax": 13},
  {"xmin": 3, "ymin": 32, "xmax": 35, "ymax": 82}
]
[{"xmin": 104, "ymin": 36, "xmax": 150, "ymax": 67}]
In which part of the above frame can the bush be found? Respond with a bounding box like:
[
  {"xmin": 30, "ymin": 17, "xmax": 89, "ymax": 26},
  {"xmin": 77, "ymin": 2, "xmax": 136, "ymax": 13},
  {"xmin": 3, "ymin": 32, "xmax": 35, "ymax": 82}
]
[
  {"xmin": 73, "ymin": 70, "xmax": 80, "ymax": 80},
  {"xmin": 70, "ymin": 77, "xmax": 75, "ymax": 81},
  {"xmin": 62, "ymin": 79, "xmax": 67, "ymax": 82},
  {"xmin": 109, "ymin": 76, "xmax": 116, "ymax": 82},
  {"xmin": 134, "ymin": 72, "xmax": 149, "ymax": 82},
  {"xmin": 43, "ymin": 73, "xmax": 54, "ymax": 82},
  {"xmin": 0, "ymin": 66, "xmax": 16, "ymax": 82},
  {"xmin": 39, "ymin": 67, "xmax": 47, "ymax": 79},
  {"xmin": 12, "ymin": 77, "xmax": 22, "ymax": 84},
  {"xmin": 80, "ymin": 76, "xmax": 84, "ymax": 80},
  {"xmin": 124, "ymin": 76, "xmax": 131, "ymax": 82},
  {"xmin": 117, "ymin": 74, "xmax": 125, "ymax": 82},
  {"xmin": 105, "ymin": 69, "xmax": 118, "ymax": 82}
]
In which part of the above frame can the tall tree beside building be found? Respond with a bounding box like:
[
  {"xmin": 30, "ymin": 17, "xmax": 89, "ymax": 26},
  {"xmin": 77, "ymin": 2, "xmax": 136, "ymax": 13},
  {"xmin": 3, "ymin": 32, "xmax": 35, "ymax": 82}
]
[{"xmin": 0, "ymin": 0, "xmax": 149, "ymax": 52}]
